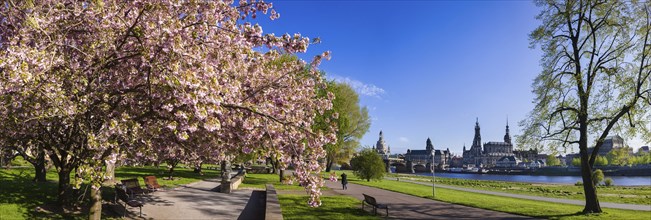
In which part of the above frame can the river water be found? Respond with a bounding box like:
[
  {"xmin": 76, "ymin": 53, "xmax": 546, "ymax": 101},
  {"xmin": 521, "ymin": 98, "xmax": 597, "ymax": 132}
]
[{"xmin": 414, "ymin": 172, "xmax": 651, "ymax": 186}]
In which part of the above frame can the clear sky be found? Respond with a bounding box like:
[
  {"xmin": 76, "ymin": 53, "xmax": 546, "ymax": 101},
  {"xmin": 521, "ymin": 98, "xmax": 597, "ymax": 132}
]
[{"xmin": 255, "ymin": 0, "xmax": 648, "ymax": 156}]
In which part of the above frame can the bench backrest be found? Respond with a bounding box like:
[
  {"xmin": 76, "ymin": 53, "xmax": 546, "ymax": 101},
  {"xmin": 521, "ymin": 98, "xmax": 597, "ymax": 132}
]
[
  {"xmin": 362, "ymin": 194, "xmax": 377, "ymax": 206},
  {"xmin": 115, "ymin": 184, "xmax": 131, "ymax": 202},
  {"xmin": 143, "ymin": 176, "xmax": 160, "ymax": 189},
  {"xmin": 121, "ymin": 178, "xmax": 141, "ymax": 190}
]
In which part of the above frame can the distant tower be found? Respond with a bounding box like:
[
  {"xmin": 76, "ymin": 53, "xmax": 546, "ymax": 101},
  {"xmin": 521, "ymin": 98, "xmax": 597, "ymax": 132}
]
[
  {"xmin": 504, "ymin": 117, "xmax": 512, "ymax": 144},
  {"xmin": 376, "ymin": 131, "xmax": 388, "ymax": 154},
  {"xmin": 472, "ymin": 118, "xmax": 482, "ymax": 155},
  {"xmin": 426, "ymin": 137, "xmax": 434, "ymax": 154}
]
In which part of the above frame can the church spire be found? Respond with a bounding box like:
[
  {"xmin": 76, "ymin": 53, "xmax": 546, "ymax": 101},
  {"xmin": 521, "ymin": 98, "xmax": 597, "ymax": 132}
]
[
  {"xmin": 504, "ymin": 117, "xmax": 512, "ymax": 144},
  {"xmin": 472, "ymin": 118, "xmax": 482, "ymax": 149}
]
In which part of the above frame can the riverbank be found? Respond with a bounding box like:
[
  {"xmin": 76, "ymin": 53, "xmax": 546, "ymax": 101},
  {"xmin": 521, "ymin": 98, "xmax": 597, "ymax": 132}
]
[
  {"xmin": 413, "ymin": 171, "xmax": 651, "ymax": 186},
  {"xmin": 388, "ymin": 173, "xmax": 651, "ymax": 205}
]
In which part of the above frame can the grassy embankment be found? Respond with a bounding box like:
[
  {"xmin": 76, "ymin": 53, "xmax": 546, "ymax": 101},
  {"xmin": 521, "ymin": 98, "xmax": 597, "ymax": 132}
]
[
  {"xmin": 0, "ymin": 162, "xmax": 220, "ymax": 220},
  {"xmin": 241, "ymin": 172, "xmax": 380, "ymax": 219},
  {"xmin": 387, "ymin": 173, "xmax": 651, "ymax": 205},
  {"xmin": 338, "ymin": 171, "xmax": 650, "ymax": 220}
]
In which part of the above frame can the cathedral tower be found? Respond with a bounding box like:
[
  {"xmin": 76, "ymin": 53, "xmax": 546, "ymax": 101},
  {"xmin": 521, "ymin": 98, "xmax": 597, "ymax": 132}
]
[
  {"xmin": 504, "ymin": 118, "xmax": 512, "ymax": 144},
  {"xmin": 472, "ymin": 118, "xmax": 482, "ymax": 153}
]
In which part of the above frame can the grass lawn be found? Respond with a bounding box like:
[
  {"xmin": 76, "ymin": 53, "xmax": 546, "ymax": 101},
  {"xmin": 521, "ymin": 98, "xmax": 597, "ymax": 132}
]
[
  {"xmin": 279, "ymin": 194, "xmax": 380, "ymax": 220},
  {"xmin": 345, "ymin": 174, "xmax": 651, "ymax": 220},
  {"xmin": 388, "ymin": 173, "xmax": 651, "ymax": 205},
  {"xmin": 0, "ymin": 165, "xmax": 220, "ymax": 219}
]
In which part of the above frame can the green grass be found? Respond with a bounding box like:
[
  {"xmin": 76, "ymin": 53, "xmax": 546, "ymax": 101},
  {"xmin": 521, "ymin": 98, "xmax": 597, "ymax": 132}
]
[
  {"xmin": 348, "ymin": 176, "xmax": 651, "ymax": 220},
  {"xmin": 240, "ymin": 173, "xmax": 325, "ymax": 190},
  {"xmin": 0, "ymin": 165, "xmax": 220, "ymax": 219},
  {"xmin": 279, "ymin": 194, "xmax": 380, "ymax": 220},
  {"xmin": 387, "ymin": 173, "xmax": 651, "ymax": 205}
]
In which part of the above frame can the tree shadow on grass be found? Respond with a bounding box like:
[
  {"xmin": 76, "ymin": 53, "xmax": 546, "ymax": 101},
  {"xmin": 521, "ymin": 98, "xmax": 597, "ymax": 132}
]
[{"xmin": 0, "ymin": 169, "xmax": 82, "ymax": 219}]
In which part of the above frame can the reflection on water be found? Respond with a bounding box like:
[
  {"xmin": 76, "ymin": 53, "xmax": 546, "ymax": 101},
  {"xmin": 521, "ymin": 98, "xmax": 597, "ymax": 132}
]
[{"xmin": 414, "ymin": 172, "xmax": 651, "ymax": 186}]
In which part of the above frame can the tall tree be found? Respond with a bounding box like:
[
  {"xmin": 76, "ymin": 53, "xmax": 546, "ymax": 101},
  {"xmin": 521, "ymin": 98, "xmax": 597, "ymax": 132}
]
[
  {"xmin": 520, "ymin": 0, "xmax": 651, "ymax": 213},
  {"xmin": 319, "ymin": 81, "xmax": 371, "ymax": 172}
]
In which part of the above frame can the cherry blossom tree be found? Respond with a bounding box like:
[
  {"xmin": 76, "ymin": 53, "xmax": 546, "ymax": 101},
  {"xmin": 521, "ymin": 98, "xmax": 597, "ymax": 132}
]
[{"xmin": 0, "ymin": 0, "xmax": 335, "ymax": 218}]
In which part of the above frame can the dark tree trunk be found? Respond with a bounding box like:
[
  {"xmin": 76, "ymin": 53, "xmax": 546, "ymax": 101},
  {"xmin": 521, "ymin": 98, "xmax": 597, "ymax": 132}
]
[
  {"xmin": 579, "ymin": 149, "xmax": 602, "ymax": 213},
  {"xmin": 279, "ymin": 169, "xmax": 284, "ymax": 183},
  {"xmin": 88, "ymin": 185, "xmax": 102, "ymax": 220},
  {"xmin": 57, "ymin": 167, "xmax": 72, "ymax": 206},
  {"xmin": 33, "ymin": 158, "xmax": 47, "ymax": 182},
  {"xmin": 325, "ymin": 158, "xmax": 334, "ymax": 172},
  {"xmin": 194, "ymin": 162, "xmax": 203, "ymax": 174}
]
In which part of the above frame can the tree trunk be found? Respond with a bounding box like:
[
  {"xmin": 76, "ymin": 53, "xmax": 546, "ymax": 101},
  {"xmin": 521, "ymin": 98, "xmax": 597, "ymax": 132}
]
[
  {"xmin": 168, "ymin": 166, "xmax": 175, "ymax": 179},
  {"xmin": 57, "ymin": 167, "xmax": 72, "ymax": 206},
  {"xmin": 194, "ymin": 162, "xmax": 203, "ymax": 174},
  {"xmin": 104, "ymin": 160, "xmax": 115, "ymax": 184},
  {"xmin": 579, "ymin": 149, "xmax": 602, "ymax": 213},
  {"xmin": 279, "ymin": 169, "xmax": 284, "ymax": 183},
  {"xmin": 325, "ymin": 158, "xmax": 333, "ymax": 172},
  {"xmin": 33, "ymin": 158, "xmax": 47, "ymax": 182},
  {"xmin": 88, "ymin": 185, "xmax": 102, "ymax": 220}
]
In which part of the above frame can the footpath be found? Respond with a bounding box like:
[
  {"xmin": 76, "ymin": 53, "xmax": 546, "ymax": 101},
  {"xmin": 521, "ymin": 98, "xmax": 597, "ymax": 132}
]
[
  {"xmin": 116, "ymin": 178, "xmax": 260, "ymax": 220},
  {"xmin": 388, "ymin": 177, "xmax": 651, "ymax": 211},
  {"xmin": 323, "ymin": 180, "xmax": 536, "ymax": 220}
]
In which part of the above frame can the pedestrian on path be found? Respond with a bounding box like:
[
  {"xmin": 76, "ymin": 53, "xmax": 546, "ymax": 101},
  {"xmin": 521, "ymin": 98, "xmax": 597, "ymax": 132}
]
[{"xmin": 340, "ymin": 173, "xmax": 348, "ymax": 190}]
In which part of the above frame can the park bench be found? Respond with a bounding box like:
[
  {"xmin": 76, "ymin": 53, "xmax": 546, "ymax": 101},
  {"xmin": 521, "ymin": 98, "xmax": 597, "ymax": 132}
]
[
  {"xmin": 115, "ymin": 184, "xmax": 144, "ymax": 217},
  {"xmin": 362, "ymin": 194, "xmax": 389, "ymax": 217},
  {"xmin": 121, "ymin": 178, "xmax": 148, "ymax": 196},
  {"xmin": 143, "ymin": 176, "xmax": 161, "ymax": 192}
]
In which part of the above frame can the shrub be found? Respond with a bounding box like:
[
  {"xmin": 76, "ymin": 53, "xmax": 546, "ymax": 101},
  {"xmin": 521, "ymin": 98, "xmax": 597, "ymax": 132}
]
[
  {"xmin": 575, "ymin": 181, "xmax": 583, "ymax": 186},
  {"xmin": 350, "ymin": 148, "xmax": 386, "ymax": 182},
  {"xmin": 592, "ymin": 169, "xmax": 604, "ymax": 185},
  {"xmin": 604, "ymin": 178, "xmax": 614, "ymax": 186}
]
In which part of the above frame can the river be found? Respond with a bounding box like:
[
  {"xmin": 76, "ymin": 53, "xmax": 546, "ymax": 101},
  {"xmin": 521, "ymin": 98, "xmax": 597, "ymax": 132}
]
[{"xmin": 413, "ymin": 172, "xmax": 651, "ymax": 186}]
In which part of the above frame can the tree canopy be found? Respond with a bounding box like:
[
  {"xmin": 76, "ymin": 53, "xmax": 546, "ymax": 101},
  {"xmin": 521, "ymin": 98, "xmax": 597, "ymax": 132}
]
[
  {"xmin": 317, "ymin": 81, "xmax": 371, "ymax": 172},
  {"xmin": 0, "ymin": 0, "xmax": 336, "ymax": 217}
]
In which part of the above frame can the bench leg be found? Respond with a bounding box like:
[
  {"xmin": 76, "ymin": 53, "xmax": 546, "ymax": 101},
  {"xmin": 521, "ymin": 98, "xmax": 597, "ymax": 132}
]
[{"xmin": 385, "ymin": 208, "xmax": 388, "ymax": 217}]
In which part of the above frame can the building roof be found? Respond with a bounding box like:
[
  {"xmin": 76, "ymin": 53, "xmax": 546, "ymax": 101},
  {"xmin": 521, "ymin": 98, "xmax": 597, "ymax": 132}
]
[
  {"xmin": 407, "ymin": 150, "xmax": 431, "ymax": 155},
  {"xmin": 484, "ymin": 141, "xmax": 512, "ymax": 146}
]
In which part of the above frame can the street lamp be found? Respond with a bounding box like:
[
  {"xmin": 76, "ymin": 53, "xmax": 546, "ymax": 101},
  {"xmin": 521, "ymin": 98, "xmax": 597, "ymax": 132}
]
[{"xmin": 432, "ymin": 151, "xmax": 436, "ymax": 198}]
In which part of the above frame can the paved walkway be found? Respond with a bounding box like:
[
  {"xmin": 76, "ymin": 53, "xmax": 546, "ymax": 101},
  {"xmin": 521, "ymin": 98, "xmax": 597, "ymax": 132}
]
[
  {"xmin": 323, "ymin": 180, "xmax": 536, "ymax": 219},
  {"xmin": 114, "ymin": 179, "xmax": 261, "ymax": 220},
  {"xmin": 388, "ymin": 177, "xmax": 651, "ymax": 211}
]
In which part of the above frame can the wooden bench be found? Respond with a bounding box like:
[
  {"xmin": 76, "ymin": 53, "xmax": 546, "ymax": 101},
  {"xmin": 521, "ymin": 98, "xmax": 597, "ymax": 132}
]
[
  {"xmin": 143, "ymin": 176, "xmax": 161, "ymax": 192},
  {"xmin": 121, "ymin": 178, "xmax": 147, "ymax": 196},
  {"xmin": 362, "ymin": 194, "xmax": 389, "ymax": 216}
]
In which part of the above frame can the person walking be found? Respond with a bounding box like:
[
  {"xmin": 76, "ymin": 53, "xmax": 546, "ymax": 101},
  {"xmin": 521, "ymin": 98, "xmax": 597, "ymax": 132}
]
[{"xmin": 340, "ymin": 173, "xmax": 348, "ymax": 190}]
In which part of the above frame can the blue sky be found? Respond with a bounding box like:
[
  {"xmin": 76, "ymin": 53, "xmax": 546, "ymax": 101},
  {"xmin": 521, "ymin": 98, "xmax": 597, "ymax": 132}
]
[{"xmin": 255, "ymin": 0, "xmax": 646, "ymax": 156}]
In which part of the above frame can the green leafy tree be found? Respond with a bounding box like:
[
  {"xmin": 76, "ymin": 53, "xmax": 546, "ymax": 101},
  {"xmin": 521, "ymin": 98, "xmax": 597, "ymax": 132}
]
[
  {"xmin": 604, "ymin": 178, "xmax": 614, "ymax": 186},
  {"xmin": 572, "ymin": 158, "xmax": 582, "ymax": 167},
  {"xmin": 595, "ymin": 156, "xmax": 609, "ymax": 166},
  {"xmin": 606, "ymin": 147, "xmax": 632, "ymax": 166},
  {"xmin": 520, "ymin": 0, "xmax": 651, "ymax": 213},
  {"xmin": 350, "ymin": 148, "xmax": 386, "ymax": 182},
  {"xmin": 546, "ymin": 154, "xmax": 561, "ymax": 166},
  {"xmin": 317, "ymin": 81, "xmax": 371, "ymax": 172},
  {"xmin": 592, "ymin": 169, "xmax": 604, "ymax": 186}
]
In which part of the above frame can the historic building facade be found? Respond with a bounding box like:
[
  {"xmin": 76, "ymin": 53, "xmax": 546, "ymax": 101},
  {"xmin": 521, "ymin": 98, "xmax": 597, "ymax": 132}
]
[
  {"xmin": 462, "ymin": 118, "xmax": 515, "ymax": 167},
  {"xmin": 405, "ymin": 138, "xmax": 450, "ymax": 172}
]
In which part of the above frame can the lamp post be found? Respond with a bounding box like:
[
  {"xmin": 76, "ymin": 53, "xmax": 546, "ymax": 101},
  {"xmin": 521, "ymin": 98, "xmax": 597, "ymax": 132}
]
[{"xmin": 432, "ymin": 152, "xmax": 436, "ymax": 198}]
